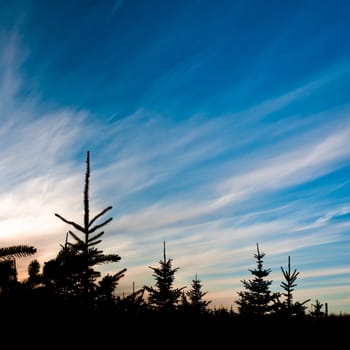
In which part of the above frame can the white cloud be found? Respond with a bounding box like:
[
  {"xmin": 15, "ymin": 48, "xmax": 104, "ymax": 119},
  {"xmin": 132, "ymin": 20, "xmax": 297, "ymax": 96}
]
[
  {"xmin": 216, "ymin": 122, "xmax": 350, "ymax": 207},
  {"xmin": 0, "ymin": 34, "xmax": 349, "ymax": 314}
]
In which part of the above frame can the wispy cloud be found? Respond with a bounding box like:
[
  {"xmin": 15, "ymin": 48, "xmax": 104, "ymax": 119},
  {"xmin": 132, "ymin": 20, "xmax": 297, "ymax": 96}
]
[
  {"xmin": 0, "ymin": 35, "xmax": 95, "ymax": 266},
  {"xmin": 0, "ymin": 27, "xmax": 349, "ymax": 314}
]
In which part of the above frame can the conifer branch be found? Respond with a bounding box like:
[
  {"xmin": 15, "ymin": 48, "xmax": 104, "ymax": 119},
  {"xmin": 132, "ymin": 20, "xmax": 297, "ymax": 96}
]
[
  {"xmin": 87, "ymin": 239, "xmax": 102, "ymax": 247},
  {"xmin": 0, "ymin": 245, "xmax": 37, "ymax": 260},
  {"xmin": 68, "ymin": 230, "xmax": 84, "ymax": 244},
  {"xmin": 88, "ymin": 231, "xmax": 105, "ymax": 243},
  {"xmin": 89, "ymin": 206, "xmax": 113, "ymax": 228},
  {"xmin": 88, "ymin": 217, "xmax": 113, "ymax": 234},
  {"xmin": 54, "ymin": 213, "xmax": 85, "ymax": 233}
]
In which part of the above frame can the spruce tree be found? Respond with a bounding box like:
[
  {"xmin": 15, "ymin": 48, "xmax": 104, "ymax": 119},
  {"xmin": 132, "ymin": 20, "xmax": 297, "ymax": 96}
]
[
  {"xmin": 277, "ymin": 255, "xmax": 310, "ymax": 317},
  {"xmin": 310, "ymin": 299, "xmax": 325, "ymax": 318},
  {"xmin": 236, "ymin": 243, "xmax": 279, "ymax": 317},
  {"xmin": 145, "ymin": 241, "xmax": 185, "ymax": 313},
  {"xmin": 50, "ymin": 150, "xmax": 126, "ymax": 309},
  {"xmin": 95, "ymin": 268, "xmax": 126, "ymax": 309},
  {"xmin": 115, "ymin": 281, "xmax": 147, "ymax": 316},
  {"xmin": 185, "ymin": 274, "xmax": 211, "ymax": 314}
]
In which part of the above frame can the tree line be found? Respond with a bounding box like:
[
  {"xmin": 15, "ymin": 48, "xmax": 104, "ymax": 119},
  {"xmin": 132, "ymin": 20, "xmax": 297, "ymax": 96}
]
[{"xmin": 0, "ymin": 151, "xmax": 348, "ymax": 340}]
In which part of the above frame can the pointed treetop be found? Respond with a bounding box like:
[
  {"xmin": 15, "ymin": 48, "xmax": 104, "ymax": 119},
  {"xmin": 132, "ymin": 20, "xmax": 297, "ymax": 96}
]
[{"xmin": 163, "ymin": 240, "xmax": 166, "ymax": 262}]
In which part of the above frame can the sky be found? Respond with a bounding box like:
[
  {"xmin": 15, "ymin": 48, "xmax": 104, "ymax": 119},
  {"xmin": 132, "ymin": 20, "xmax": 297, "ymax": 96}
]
[{"xmin": 0, "ymin": 0, "xmax": 350, "ymax": 314}]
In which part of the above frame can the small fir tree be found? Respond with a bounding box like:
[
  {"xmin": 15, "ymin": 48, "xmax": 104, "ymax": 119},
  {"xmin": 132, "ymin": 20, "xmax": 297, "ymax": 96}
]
[
  {"xmin": 185, "ymin": 274, "xmax": 211, "ymax": 314},
  {"xmin": 95, "ymin": 269, "xmax": 126, "ymax": 308},
  {"xmin": 310, "ymin": 299, "xmax": 325, "ymax": 318},
  {"xmin": 236, "ymin": 243, "xmax": 279, "ymax": 317},
  {"xmin": 277, "ymin": 255, "xmax": 309, "ymax": 317},
  {"xmin": 145, "ymin": 241, "xmax": 185, "ymax": 312},
  {"xmin": 116, "ymin": 281, "xmax": 147, "ymax": 316}
]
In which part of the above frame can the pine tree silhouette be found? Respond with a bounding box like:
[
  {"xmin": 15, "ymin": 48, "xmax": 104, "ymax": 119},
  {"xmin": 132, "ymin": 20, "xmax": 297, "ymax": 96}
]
[
  {"xmin": 310, "ymin": 299, "xmax": 325, "ymax": 318},
  {"xmin": 145, "ymin": 241, "xmax": 185, "ymax": 313},
  {"xmin": 236, "ymin": 243, "xmax": 279, "ymax": 317},
  {"xmin": 0, "ymin": 245, "xmax": 36, "ymax": 293},
  {"xmin": 52, "ymin": 150, "xmax": 126, "ymax": 309},
  {"xmin": 277, "ymin": 255, "xmax": 310, "ymax": 317},
  {"xmin": 184, "ymin": 274, "xmax": 211, "ymax": 314}
]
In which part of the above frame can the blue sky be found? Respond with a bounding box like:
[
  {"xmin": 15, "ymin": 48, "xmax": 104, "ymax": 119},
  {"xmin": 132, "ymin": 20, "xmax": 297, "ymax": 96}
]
[{"xmin": 0, "ymin": 0, "xmax": 350, "ymax": 313}]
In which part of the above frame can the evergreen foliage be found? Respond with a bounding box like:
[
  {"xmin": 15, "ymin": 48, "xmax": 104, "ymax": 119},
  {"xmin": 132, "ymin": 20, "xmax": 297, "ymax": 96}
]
[
  {"xmin": 281, "ymin": 255, "xmax": 298, "ymax": 308},
  {"xmin": 184, "ymin": 274, "xmax": 211, "ymax": 313},
  {"xmin": 1, "ymin": 150, "xmax": 349, "ymax": 341},
  {"xmin": 0, "ymin": 258, "xmax": 17, "ymax": 291},
  {"xmin": 0, "ymin": 245, "xmax": 37, "ymax": 295},
  {"xmin": 26, "ymin": 259, "xmax": 41, "ymax": 287},
  {"xmin": 236, "ymin": 243, "xmax": 279, "ymax": 317},
  {"xmin": 310, "ymin": 299, "xmax": 325, "ymax": 318},
  {"xmin": 96, "ymin": 268, "xmax": 126, "ymax": 307},
  {"xmin": 0, "ymin": 245, "xmax": 36, "ymax": 260},
  {"xmin": 276, "ymin": 255, "xmax": 310, "ymax": 317},
  {"xmin": 115, "ymin": 281, "xmax": 147, "ymax": 316},
  {"xmin": 45, "ymin": 150, "xmax": 126, "ymax": 308},
  {"xmin": 145, "ymin": 241, "xmax": 185, "ymax": 312}
]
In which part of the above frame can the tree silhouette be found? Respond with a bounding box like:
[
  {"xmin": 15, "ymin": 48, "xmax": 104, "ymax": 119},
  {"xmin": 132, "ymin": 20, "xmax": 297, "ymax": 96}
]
[
  {"xmin": 52, "ymin": 150, "xmax": 126, "ymax": 308},
  {"xmin": 26, "ymin": 259, "xmax": 41, "ymax": 287},
  {"xmin": 145, "ymin": 241, "xmax": 185, "ymax": 312},
  {"xmin": 0, "ymin": 259, "xmax": 18, "ymax": 292},
  {"xmin": 0, "ymin": 245, "xmax": 36, "ymax": 293},
  {"xmin": 42, "ymin": 236, "xmax": 88, "ymax": 300},
  {"xmin": 236, "ymin": 243, "xmax": 279, "ymax": 317},
  {"xmin": 184, "ymin": 274, "xmax": 211, "ymax": 314},
  {"xmin": 310, "ymin": 299, "xmax": 325, "ymax": 318},
  {"xmin": 115, "ymin": 281, "xmax": 147, "ymax": 317},
  {"xmin": 276, "ymin": 255, "xmax": 310, "ymax": 317},
  {"xmin": 0, "ymin": 245, "xmax": 37, "ymax": 319},
  {"xmin": 0, "ymin": 245, "xmax": 36, "ymax": 261},
  {"xmin": 96, "ymin": 268, "xmax": 126, "ymax": 308}
]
